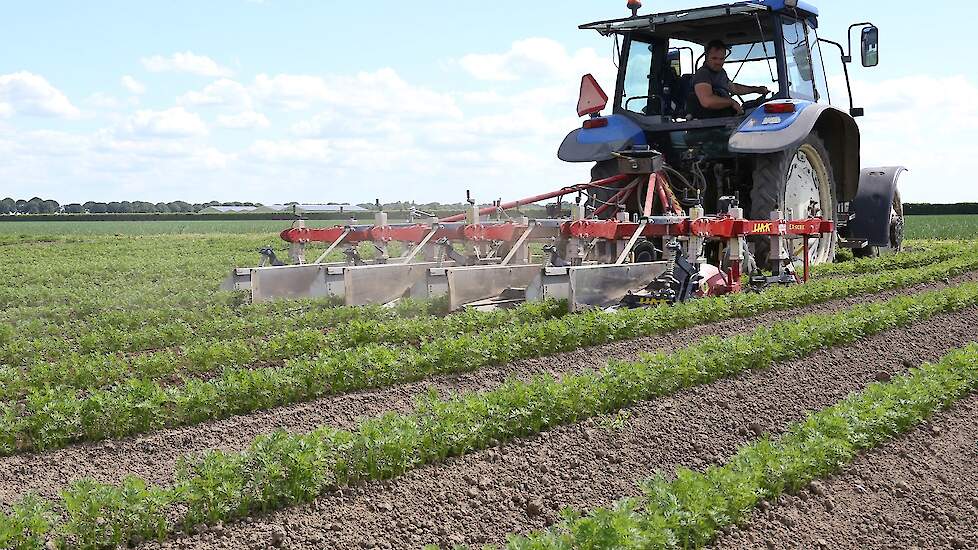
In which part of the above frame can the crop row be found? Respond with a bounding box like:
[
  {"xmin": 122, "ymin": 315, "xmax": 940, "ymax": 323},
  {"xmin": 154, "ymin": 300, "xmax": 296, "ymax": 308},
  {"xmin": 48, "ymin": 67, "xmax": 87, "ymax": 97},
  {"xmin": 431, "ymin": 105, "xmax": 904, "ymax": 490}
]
[
  {"xmin": 494, "ymin": 342, "xmax": 978, "ymax": 549},
  {"xmin": 0, "ymin": 300, "xmax": 566, "ymax": 401},
  {"xmin": 2, "ymin": 240, "xmax": 966, "ymax": 367},
  {"xmin": 5, "ymin": 240, "xmax": 967, "ymax": 365},
  {"xmin": 814, "ymin": 242, "xmax": 974, "ymax": 276},
  {"xmin": 0, "ymin": 234, "xmax": 398, "ymax": 344},
  {"xmin": 4, "ymin": 279, "xmax": 978, "ymax": 548},
  {"xmin": 4, "ymin": 250, "xmax": 978, "ymax": 455},
  {"xmin": 0, "ymin": 295, "xmax": 452, "ymax": 367}
]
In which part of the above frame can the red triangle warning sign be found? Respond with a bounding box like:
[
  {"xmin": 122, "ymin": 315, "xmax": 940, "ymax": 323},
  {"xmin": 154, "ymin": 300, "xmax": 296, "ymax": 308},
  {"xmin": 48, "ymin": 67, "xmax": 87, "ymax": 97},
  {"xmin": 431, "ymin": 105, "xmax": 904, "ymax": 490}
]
[{"xmin": 577, "ymin": 74, "xmax": 609, "ymax": 117}]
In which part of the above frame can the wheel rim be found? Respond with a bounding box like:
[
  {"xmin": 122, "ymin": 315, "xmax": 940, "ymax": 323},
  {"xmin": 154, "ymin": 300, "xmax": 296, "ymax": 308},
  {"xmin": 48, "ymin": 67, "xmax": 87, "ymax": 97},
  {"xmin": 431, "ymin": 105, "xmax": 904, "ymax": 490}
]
[
  {"xmin": 783, "ymin": 144, "xmax": 834, "ymax": 265},
  {"xmin": 890, "ymin": 191, "xmax": 905, "ymax": 251}
]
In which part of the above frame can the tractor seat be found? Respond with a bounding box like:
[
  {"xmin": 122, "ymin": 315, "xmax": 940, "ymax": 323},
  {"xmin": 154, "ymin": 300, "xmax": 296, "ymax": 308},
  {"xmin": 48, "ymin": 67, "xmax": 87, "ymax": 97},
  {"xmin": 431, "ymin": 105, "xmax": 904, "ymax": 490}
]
[{"xmin": 671, "ymin": 74, "xmax": 694, "ymax": 119}]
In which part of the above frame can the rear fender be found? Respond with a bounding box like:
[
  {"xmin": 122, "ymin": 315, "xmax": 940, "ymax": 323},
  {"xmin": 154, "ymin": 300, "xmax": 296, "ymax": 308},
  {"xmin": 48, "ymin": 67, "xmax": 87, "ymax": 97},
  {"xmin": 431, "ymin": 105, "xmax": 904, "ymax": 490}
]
[
  {"xmin": 557, "ymin": 114, "xmax": 647, "ymax": 163},
  {"xmin": 848, "ymin": 167, "xmax": 907, "ymax": 247},
  {"xmin": 729, "ymin": 102, "xmax": 860, "ymax": 202}
]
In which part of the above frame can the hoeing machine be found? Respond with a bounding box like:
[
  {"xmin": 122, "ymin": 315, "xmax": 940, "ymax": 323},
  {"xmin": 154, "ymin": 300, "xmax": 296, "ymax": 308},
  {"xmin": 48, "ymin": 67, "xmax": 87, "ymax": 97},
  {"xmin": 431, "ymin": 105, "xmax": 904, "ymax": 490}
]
[{"xmin": 224, "ymin": 0, "xmax": 904, "ymax": 312}]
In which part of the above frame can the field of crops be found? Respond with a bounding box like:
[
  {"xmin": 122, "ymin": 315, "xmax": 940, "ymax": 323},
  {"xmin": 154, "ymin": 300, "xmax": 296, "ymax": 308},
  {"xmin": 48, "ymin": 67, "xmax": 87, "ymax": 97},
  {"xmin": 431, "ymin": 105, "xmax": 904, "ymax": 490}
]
[{"xmin": 2, "ymin": 217, "xmax": 978, "ymax": 549}]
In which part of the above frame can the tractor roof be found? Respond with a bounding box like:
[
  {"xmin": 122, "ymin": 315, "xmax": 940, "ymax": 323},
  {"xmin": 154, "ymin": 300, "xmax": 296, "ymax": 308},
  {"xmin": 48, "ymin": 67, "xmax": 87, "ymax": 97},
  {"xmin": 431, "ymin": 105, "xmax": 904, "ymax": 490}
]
[{"xmin": 581, "ymin": 1, "xmax": 819, "ymax": 45}]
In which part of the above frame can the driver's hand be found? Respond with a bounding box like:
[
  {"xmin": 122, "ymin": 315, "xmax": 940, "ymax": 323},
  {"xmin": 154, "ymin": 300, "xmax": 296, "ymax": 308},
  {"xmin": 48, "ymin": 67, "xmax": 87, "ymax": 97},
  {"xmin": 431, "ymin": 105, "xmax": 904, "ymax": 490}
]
[
  {"xmin": 732, "ymin": 100, "xmax": 744, "ymax": 115},
  {"xmin": 754, "ymin": 85, "xmax": 770, "ymax": 95}
]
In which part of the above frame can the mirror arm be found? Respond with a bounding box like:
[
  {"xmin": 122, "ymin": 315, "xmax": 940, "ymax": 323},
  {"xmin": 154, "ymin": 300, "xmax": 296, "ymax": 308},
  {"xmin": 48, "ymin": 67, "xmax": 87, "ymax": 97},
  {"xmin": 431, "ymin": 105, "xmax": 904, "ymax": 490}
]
[
  {"xmin": 846, "ymin": 22, "xmax": 874, "ymax": 62},
  {"xmin": 818, "ymin": 38, "xmax": 856, "ymax": 114}
]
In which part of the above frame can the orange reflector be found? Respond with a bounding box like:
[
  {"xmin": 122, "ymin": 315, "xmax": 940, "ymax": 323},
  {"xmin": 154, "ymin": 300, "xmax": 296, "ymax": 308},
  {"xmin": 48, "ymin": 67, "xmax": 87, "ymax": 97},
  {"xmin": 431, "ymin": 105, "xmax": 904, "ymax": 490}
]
[
  {"xmin": 583, "ymin": 117, "xmax": 609, "ymax": 129},
  {"xmin": 764, "ymin": 102, "xmax": 796, "ymax": 114}
]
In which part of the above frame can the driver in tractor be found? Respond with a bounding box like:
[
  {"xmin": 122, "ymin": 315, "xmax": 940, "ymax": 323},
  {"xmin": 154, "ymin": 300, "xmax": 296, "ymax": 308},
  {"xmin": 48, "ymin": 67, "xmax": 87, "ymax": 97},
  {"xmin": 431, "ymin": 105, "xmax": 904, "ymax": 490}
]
[{"xmin": 689, "ymin": 39, "xmax": 770, "ymax": 118}]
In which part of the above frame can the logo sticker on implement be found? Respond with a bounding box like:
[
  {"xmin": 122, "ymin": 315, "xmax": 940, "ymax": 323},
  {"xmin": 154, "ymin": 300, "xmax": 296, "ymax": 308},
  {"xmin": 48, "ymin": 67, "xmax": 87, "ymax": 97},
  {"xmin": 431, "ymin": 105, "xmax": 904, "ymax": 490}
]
[{"xmin": 752, "ymin": 222, "xmax": 773, "ymax": 233}]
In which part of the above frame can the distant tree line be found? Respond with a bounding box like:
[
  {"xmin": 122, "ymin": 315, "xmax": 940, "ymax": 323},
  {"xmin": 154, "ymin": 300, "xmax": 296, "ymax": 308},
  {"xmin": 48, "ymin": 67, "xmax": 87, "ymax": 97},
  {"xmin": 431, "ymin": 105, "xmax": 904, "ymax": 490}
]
[
  {"xmin": 0, "ymin": 197, "xmax": 262, "ymax": 215},
  {"xmin": 904, "ymin": 203, "xmax": 978, "ymax": 216},
  {"xmin": 7, "ymin": 196, "xmax": 975, "ymax": 217}
]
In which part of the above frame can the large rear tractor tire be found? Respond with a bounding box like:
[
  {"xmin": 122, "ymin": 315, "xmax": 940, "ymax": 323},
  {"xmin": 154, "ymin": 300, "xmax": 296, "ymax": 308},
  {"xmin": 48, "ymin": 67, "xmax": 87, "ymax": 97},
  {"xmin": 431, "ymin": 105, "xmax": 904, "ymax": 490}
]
[
  {"xmin": 750, "ymin": 133, "xmax": 838, "ymax": 270},
  {"xmin": 853, "ymin": 189, "xmax": 905, "ymax": 258}
]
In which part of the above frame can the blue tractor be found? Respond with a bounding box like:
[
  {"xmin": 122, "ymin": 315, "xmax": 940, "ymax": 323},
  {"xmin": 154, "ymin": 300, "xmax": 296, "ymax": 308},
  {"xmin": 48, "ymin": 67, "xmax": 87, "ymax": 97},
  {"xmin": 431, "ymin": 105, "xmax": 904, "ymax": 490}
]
[{"xmin": 559, "ymin": 0, "xmax": 904, "ymax": 268}]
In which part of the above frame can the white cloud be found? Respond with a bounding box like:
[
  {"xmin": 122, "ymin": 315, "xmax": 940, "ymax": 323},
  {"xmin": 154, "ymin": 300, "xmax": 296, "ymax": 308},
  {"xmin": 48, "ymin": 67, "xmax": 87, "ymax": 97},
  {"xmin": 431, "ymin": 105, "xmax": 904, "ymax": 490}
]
[
  {"xmin": 125, "ymin": 107, "xmax": 208, "ymax": 138},
  {"xmin": 0, "ymin": 71, "xmax": 80, "ymax": 118},
  {"xmin": 141, "ymin": 52, "xmax": 233, "ymax": 78},
  {"xmin": 178, "ymin": 79, "xmax": 253, "ymax": 109},
  {"xmin": 217, "ymin": 111, "xmax": 270, "ymax": 129},
  {"xmin": 86, "ymin": 92, "xmax": 130, "ymax": 111},
  {"xmin": 459, "ymin": 38, "xmax": 607, "ymax": 83},
  {"xmin": 121, "ymin": 75, "xmax": 146, "ymax": 95},
  {"xmin": 820, "ymin": 74, "xmax": 978, "ymax": 203},
  {"xmin": 252, "ymin": 68, "xmax": 462, "ymax": 119},
  {"xmin": 247, "ymin": 139, "xmax": 335, "ymax": 164},
  {"xmin": 290, "ymin": 111, "xmax": 401, "ymax": 138},
  {"xmin": 0, "ymin": 42, "xmax": 608, "ymax": 203}
]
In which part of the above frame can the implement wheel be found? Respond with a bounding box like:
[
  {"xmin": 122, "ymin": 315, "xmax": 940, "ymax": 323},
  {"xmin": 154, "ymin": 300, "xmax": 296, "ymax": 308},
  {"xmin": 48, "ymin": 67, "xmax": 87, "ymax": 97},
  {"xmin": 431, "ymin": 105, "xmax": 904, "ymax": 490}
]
[{"xmin": 750, "ymin": 133, "xmax": 838, "ymax": 269}]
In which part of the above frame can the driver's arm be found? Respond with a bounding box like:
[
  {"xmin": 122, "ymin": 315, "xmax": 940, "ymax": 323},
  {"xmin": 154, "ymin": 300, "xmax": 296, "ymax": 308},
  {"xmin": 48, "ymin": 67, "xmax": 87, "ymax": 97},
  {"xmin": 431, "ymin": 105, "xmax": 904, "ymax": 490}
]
[
  {"xmin": 730, "ymin": 82, "xmax": 769, "ymax": 95},
  {"xmin": 694, "ymin": 82, "xmax": 740, "ymax": 111}
]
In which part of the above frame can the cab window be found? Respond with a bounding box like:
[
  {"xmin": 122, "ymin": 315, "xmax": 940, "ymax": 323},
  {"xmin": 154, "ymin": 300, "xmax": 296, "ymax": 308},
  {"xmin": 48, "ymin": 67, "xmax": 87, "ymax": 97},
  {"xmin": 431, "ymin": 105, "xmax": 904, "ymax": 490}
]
[
  {"xmin": 620, "ymin": 38, "xmax": 653, "ymax": 114},
  {"xmin": 781, "ymin": 18, "xmax": 817, "ymax": 101},
  {"xmin": 807, "ymin": 23, "xmax": 830, "ymax": 104}
]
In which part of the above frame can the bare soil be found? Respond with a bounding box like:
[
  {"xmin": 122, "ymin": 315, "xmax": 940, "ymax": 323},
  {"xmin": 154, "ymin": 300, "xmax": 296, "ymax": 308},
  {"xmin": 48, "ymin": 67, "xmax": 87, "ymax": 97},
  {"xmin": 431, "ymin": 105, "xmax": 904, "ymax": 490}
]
[
  {"xmin": 713, "ymin": 394, "xmax": 978, "ymax": 550},
  {"xmin": 3, "ymin": 275, "xmax": 970, "ymax": 509},
  {"xmin": 137, "ymin": 300, "xmax": 978, "ymax": 548}
]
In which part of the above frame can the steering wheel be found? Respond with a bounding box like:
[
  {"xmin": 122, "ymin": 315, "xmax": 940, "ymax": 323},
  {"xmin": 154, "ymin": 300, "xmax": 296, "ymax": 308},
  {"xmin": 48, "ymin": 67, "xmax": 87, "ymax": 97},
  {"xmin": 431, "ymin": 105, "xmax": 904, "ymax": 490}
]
[{"xmin": 739, "ymin": 91, "xmax": 772, "ymax": 112}]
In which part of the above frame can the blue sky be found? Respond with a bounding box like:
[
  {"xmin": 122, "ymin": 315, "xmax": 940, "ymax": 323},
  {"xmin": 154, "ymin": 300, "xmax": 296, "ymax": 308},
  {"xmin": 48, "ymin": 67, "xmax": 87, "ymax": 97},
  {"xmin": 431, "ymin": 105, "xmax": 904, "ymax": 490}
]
[{"xmin": 0, "ymin": 0, "xmax": 971, "ymax": 204}]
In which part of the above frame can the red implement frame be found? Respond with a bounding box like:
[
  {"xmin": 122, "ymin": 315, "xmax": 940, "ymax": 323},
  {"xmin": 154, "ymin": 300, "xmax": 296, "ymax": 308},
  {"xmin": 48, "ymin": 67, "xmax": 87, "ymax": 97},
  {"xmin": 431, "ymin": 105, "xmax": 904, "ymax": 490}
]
[
  {"xmin": 438, "ymin": 174, "xmax": 630, "ymax": 223},
  {"xmin": 277, "ymin": 172, "xmax": 833, "ymax": 284}
]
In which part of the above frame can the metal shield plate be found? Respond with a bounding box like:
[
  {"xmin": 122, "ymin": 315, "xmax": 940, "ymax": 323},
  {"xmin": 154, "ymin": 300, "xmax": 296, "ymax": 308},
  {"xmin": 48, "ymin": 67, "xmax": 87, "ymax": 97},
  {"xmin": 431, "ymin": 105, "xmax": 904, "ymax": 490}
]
[{"xmin": 568, "ymin": 262, "xmax": 668, "ymax": 311}]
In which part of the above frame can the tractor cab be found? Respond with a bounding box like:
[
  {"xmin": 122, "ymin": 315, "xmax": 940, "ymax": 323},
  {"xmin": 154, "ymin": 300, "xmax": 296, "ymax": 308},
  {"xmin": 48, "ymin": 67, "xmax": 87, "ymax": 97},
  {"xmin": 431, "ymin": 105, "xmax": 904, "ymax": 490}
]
[
  {"xmin": 559, "ymin": 0, "xmax": 899, "ymax": 269},
  {"xmin": 585, "ymin": 1, "xmax": 827, "ymax": 126}
]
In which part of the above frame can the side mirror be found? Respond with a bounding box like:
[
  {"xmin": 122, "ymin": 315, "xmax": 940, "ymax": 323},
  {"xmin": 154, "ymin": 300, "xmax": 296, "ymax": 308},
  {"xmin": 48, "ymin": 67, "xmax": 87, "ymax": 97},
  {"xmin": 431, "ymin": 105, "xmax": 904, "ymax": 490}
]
[
  {"xmin": 861, "ymin": 26, "xmax": 879, "ymax": 67},
  {"xmin": 577, "ymin": 74, "xmax": 609, "ymax": 117}
]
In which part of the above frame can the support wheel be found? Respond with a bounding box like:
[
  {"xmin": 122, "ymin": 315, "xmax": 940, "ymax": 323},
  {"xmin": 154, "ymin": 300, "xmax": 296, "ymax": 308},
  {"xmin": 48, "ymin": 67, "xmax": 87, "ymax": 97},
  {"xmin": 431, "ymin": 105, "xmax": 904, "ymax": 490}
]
[
  {"xmin": 632, "ymin": 239, "xmax": 660, "ymax": 263},
  {"xmin": 750, "ymin": 133, "xmax": 838, "ymax": 270}
]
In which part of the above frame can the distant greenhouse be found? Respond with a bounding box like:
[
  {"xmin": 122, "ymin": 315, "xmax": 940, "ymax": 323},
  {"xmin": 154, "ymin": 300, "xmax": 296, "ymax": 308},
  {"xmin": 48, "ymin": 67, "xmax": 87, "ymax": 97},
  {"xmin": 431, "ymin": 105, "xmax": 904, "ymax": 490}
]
[
  {"xmin": 197, "ymin": 204, "xmax": 369, "ymax": 215},
  {"xmin": 198, "ymin": 205, "xmax": 259, "ymax": 214},
  {"xmin": 250, "ymin": 205, "xmax": 282, "ymax": 214},
  {"xmin": 271, "ymin": 204, "xmax": 369, "ymax": 214}
]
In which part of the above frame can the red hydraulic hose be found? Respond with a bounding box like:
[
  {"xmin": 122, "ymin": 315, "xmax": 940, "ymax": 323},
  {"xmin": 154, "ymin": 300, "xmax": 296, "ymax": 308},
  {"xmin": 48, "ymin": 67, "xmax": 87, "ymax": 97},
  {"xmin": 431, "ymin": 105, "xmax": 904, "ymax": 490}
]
[
  {"xmin": 438, "ymin": 174, "xmax": 630, "ymax": 223},
  {"xmin": 594, "ymin": 178, "xmax": 641, "ymax": 218}
]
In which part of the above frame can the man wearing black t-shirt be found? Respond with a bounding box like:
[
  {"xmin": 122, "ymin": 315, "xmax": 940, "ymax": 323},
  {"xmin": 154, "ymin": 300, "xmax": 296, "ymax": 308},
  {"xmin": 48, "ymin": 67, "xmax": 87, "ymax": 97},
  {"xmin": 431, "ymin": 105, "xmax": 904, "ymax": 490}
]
[{"xmin": 689, "ymin": 39, "xmax": 770, "ymax": 118}]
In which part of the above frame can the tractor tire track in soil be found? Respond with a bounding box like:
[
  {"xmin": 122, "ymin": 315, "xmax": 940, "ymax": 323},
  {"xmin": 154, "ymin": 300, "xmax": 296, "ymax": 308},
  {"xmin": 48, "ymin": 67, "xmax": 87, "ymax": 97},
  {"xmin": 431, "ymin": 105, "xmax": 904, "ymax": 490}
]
[
  {"xmin": 141, "ymin": 298, "xmax": 978, "ymax": 548},
  {"xmin": 0, "ymin": 273, "xmax": 973, "ymax": 510},
  {"xmin": 713, "ymin": 394, "xmax": 978, "ymax": 550}
]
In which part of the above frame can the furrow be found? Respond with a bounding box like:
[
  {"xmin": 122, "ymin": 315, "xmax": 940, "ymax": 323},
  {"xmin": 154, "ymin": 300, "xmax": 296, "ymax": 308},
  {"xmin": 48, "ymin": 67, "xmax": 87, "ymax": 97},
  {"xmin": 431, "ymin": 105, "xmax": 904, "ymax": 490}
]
[
  {"xmin": 712, "ymin": 395, "xmax": 978, "ymax": 550},
  {"xmin": 140, "ymin": 305, "xmax": 978, "ymax": 549},
  {"xmin": 3, "ymin": 272, "xmax": 975, "ymax": 510}
]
